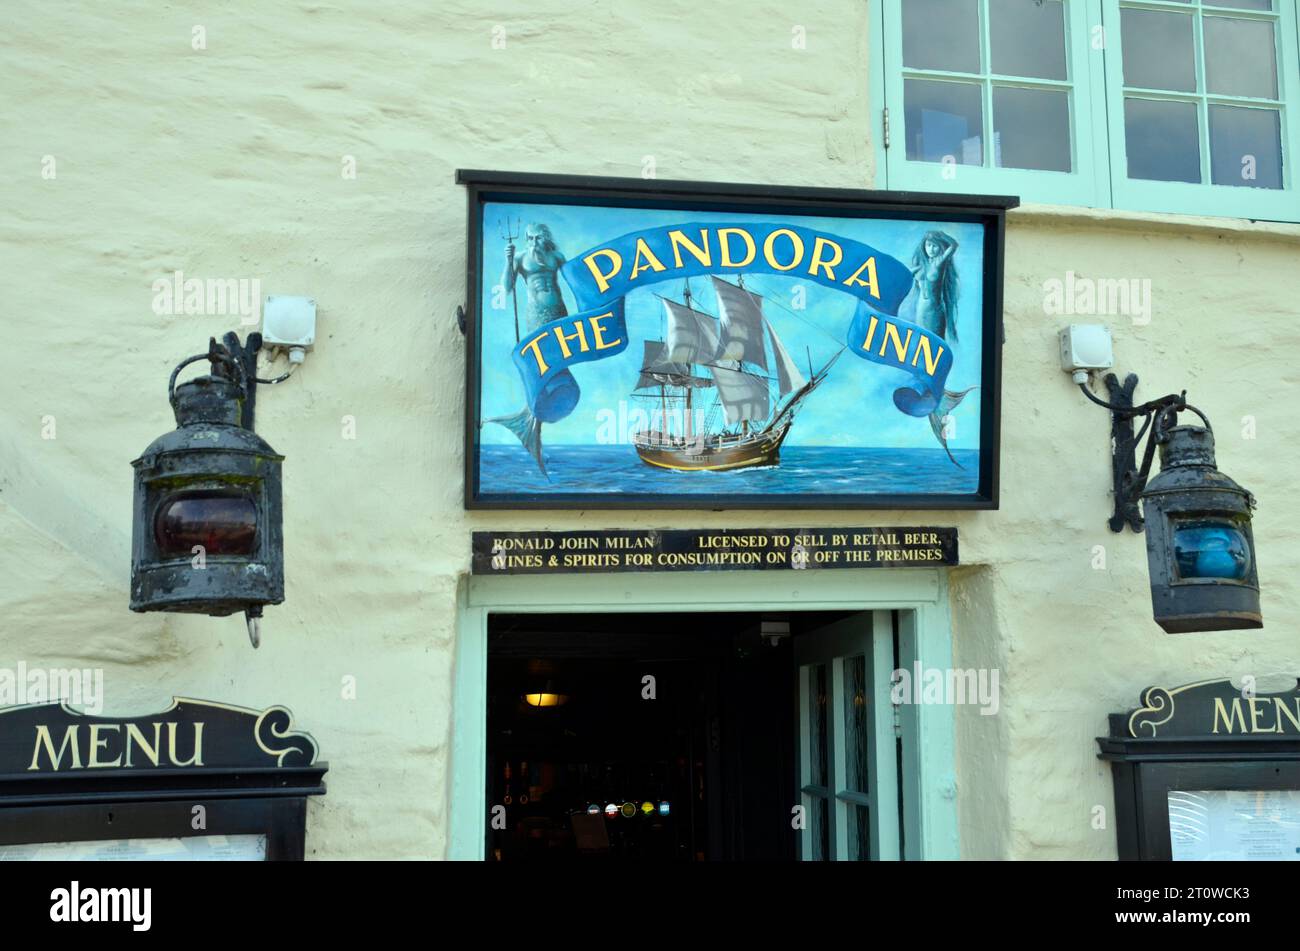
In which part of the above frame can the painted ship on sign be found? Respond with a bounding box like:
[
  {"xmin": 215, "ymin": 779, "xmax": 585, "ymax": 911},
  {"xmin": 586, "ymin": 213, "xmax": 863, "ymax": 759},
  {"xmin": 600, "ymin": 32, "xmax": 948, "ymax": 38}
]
[{"xmin": 631, "ymin": 276, "xmax": 841, "ymax": 472}]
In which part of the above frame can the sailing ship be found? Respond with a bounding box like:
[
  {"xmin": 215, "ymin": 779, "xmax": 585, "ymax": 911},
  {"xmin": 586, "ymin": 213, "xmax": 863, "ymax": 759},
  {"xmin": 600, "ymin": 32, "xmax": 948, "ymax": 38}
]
[{"xmin": 632, "ymin": 275, "xmax": 841, "ymax": 472}]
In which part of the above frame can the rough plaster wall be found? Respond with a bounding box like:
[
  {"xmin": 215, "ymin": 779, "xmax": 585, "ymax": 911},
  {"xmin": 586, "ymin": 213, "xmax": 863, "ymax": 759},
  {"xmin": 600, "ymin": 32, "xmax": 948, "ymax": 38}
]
[
  {"xmin": 950, "ymin": 566, "xmax": 1010, "ymax": 860},
  {"xmin": 0, "ymin": 0, "xmax": 877, "ymax": 860},
  {"xmin": 992, "ymin": 215, "xmax": 1300, "ymax": 858},
  {"xmin": 1, "ymin": 1, "xmax": 1297, "ymax": 859}
]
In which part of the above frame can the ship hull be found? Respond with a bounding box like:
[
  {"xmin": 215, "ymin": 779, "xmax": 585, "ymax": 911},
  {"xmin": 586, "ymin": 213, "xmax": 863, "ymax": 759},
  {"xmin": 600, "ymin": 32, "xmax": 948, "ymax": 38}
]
[{"xmin": 632, "ymin": 422, "xmax": 791, "ymax": 472}]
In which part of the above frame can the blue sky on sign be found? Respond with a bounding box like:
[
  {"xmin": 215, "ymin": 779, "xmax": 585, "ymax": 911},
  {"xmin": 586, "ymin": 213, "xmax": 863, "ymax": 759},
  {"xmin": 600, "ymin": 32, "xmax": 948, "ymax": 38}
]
[{"xmin": 478, "ymin": 201, "xmax": 986, "ymax": 449}]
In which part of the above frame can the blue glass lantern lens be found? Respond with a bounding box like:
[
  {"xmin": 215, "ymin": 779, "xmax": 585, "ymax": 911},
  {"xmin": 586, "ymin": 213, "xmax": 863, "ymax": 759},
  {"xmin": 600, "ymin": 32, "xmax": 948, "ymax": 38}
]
[{"xmin": 1173, "ymin": 521, "xmax": 1251, "ymax": 580}]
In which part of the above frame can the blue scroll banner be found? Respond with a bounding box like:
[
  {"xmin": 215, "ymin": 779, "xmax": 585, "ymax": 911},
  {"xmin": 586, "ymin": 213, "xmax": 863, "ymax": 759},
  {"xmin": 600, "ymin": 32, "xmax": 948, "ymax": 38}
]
[{"xmin": 507, "ymin": 220, "xmax": 956, "ymax": 423}]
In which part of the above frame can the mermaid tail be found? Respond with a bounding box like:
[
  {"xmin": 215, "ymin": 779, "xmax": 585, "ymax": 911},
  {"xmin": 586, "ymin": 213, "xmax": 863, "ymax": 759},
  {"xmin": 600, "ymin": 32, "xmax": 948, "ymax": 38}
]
[
  {"xmin": 487, "ymin": 407, "xmax": 548, "ymax": 479},
  {"xmin": 928, "ymin": 387, "xmax": 978, "ymax": 468}
]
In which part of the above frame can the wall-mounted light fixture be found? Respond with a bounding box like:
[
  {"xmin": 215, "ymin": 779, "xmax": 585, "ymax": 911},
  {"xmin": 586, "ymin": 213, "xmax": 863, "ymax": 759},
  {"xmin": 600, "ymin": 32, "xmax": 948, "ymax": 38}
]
[
  {"xmin": 130, "ymin": 332, "xmax": 285, "ymax": 647},
  {"xmin": 1064, "ymin": 326, "xmax": 1261, "ymax": 634},
  {"xmin": 760, "ymin": 618, "xmax": 791, "ymax": 647}
]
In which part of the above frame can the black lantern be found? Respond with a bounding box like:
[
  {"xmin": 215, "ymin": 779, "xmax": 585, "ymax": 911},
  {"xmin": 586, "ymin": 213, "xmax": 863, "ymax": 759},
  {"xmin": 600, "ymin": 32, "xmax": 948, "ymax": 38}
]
[
  {"xmin": 131, "ymin": 337, "xmax": 283, "ymax": 646},
  {"xmin": 1140, "ymin": 422, "xmax": 1260, "ymax": 633},
  {"xmin": 1082, "ymin": 374, "xmax": 1261, "ymax": 634}
]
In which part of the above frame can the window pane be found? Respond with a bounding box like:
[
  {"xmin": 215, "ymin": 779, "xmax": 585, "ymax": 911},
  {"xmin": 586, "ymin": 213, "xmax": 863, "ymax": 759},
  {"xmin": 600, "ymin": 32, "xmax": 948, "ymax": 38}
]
[
  {"xmin": 843, "ymin": 656, "xmax": 869, "ymax": 793},
  {"xmin": 902, "ymin": 0, "xmax": 981, "ymax": 73},
  {"xmin": 846, "ymin": 804, "xmax": 871, "ymax": 861},
  {"xmin": 904, "ymin": 79, "xmax": 984, "ymax": 165},
  {"xmin": 1124, "ymin": 98, "xmax": 1201, "ymax": 183},
  {"xmin": 1204, "ymin": 17, "xmax": 1278, "ymax": 99},
  {"xmin": 808, "ymin": 664, "xmax": 828, "ymax": 786},
  {"xmin": 994, "ymin": 86, "xmax": 1072, "ymax": 171},
  {"xmin": 990, "ymin": 0, "xmax": 1066, "ymax": 80},
  {"xmin": 1211, "ymin": 0, "xmax": 1271, "ymax": 8},
  {"xmin": 1210, "ymin": 105, "xmax": 1282, "ymax": 188},
  {"xmin": 1120, "ymin": 9, "xmax": 1196, "ymax": 91}
]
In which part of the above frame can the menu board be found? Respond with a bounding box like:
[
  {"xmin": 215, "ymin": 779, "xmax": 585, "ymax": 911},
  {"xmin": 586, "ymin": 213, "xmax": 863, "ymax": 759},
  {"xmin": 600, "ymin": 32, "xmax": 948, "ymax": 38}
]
[
  {"xmin": 1168, "ymin": 790, "xmax": 1300, "ymax": 861},
  {"xmin": 0, "ymin": 834, "xmax": 267, "ymax": 861}
]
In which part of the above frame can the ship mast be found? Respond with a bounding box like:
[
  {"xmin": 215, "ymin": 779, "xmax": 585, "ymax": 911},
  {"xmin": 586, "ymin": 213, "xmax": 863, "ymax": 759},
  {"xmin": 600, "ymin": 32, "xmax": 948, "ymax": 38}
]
[
  {"xmin": 659, "ymin": 300, "xmax": 668, "ymax": 438},
  {"xmin": 682, "ymin": 278, "xmax": 693, "ymax": 442}
]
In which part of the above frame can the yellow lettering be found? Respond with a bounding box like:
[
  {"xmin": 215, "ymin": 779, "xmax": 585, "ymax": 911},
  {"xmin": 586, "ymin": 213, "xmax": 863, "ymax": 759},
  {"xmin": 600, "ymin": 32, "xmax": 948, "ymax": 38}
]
[
  {"xmin": 667, "ymin": 228, "xmax": 712, "ymax": 269},
  {"xmin": 1275, "ymin": 698, "xmax": 1300, "ymax": 734},
  {"xmin": 87, "ymin": 723, "xmax": 121, "ymax": 768},
  {"xmin": 588, "ymin": 313, "xmax": 622, "ymax": 350},
  {"xmin": 582, "ymin": 248, "xmax": 622, "ymax": 294},
  {"xmin": 629, "ymin": 238, "xmax": 667, "ymax": 280},
  {"xmin": 1212, "ymin": 697, "xmax": 1247, "ymax": 734},
  {"xmin": 520, "ymin": 332, "xmax": 550, "ymax": 375},
  {"xmin": 28, "ymin": 724, "xmax": 81, "ymax": 771},
  {"xmin": 808, "ymin": 237, "xmax": 842, "ymax": 280},
  {"xmin": 125, "ymin": 722, "xmax": 162, "ymax": 767},
  {"xmin": 910, "ymin": 336, "xmax": 945, "ymax": 376},
  {"xmin": 861, "ymin": 315, "xmax": 879, "ymax": 352},
  {"xmin": 880, "ymin": 322, "xmax": 913, "ymax": 364},
  {"xmin": 167, "ymin": 721, "xmax": 204, "ymax": 767},
  {"xmin": 552, "ymin": 320, "xmax": 589, "ymax": 359},
  {"xmin": 842, "ymin": 256, "xmax": 880, "ymax": 299},
  {"xmin": 762, "ymin": 228, "xmax": 804, "ymax": 272},
  {"xmin": 1249, "ymin": 696, "xmax": 1276, "ymax": 733},
  {"xmin": 718, "ymin": 228, "xmax": 756, "ymax": 268}
]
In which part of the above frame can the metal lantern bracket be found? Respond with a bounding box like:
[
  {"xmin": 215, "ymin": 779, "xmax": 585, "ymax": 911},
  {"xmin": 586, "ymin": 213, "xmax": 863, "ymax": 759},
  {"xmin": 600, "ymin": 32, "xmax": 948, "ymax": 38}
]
[
  {"xmin": 193, "ymin": 331, "xmax": 298, "ymax": 433},
  {"xmin": 1079, "ymin": 372, "xmax": 1213, "ymax": 534}
]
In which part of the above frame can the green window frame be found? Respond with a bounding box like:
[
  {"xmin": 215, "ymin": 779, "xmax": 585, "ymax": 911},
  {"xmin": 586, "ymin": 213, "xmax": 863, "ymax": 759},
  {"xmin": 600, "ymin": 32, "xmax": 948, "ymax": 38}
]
[
  {"xmin": 1101, "ymin": 0, "xmax": 1300, "ymax": 219},
  {"xmin": 878, "ymin": 0, "xmax": 1109, "ymax": 206},
  {"xmin": 875, "ymin": 0, "xmax": 1300, "ymax": 222}
]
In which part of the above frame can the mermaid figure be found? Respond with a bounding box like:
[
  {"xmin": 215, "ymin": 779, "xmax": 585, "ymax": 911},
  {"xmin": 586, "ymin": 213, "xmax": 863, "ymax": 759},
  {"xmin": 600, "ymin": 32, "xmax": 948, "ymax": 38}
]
[
  {"xmin": 911, "ymin": 231, "xmax": 959, "ymax": 340},
  {"xmin": 909, "ymin": 231, "xmax": 975, "ymax": 467},
  {"xmin": 488, "ymin": 223, "xmax": 568, "ymax": 476}
]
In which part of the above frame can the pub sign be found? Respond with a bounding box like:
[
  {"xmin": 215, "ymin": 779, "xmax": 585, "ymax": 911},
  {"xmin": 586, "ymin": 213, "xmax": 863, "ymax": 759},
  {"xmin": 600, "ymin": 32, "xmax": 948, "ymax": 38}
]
[{"xmin": 460, "ymin": 171, "xmax": 1014, "ymax": 509}]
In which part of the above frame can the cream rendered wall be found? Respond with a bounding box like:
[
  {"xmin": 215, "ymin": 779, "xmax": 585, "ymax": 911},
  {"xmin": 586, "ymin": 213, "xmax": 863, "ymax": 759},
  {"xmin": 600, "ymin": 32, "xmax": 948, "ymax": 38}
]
[{"xmin": 0, "ymin": 1, "xmax": 1296, "ymax": 860}]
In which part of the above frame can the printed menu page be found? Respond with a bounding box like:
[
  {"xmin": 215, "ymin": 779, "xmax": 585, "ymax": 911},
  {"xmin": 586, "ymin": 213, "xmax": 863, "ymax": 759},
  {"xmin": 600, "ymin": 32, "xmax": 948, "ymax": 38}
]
[
  {"xmin": 1169, "ymin": 790, "xmax": 1300, "ymax": 861},
  {"xmin": 0, "ymin": 834, "xmax": 267, "ymax": 861}
]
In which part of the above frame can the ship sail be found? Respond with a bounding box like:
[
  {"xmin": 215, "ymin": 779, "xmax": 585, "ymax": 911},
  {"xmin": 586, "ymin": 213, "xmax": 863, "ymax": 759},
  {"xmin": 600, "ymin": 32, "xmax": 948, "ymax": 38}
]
[
  {"xmin": 636, "ymin": 340, "xmax": 712, "ymax": 390},
  {"xmin": 708, "ymin": 364, "xmax": 769, "ymax": 425},
  {"xmin": 765, "ymin": 317, "xmax": 807, "ymax": 396},
  {"xmin": 711, "ymin": 276, "xmax": 768, "ymax": 369},
  {"xmin": 663, "ymin": 298, "xmax": 720, "ymax": 366}
]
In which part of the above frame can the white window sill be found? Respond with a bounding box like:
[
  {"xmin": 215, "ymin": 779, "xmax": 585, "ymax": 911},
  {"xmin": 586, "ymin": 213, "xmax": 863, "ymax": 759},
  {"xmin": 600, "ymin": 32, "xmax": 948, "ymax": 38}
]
[{"xmin": 1009, "ymin": 202, "xmax": 1300, "ymax": 242}]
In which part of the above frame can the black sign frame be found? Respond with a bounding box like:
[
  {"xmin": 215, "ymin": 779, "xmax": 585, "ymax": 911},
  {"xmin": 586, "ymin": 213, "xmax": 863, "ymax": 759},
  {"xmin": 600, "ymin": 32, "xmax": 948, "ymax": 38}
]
[
  {"xmin": 1097, "ymin": 679, "xmax": 1300, "ymax": 861},
  {"xmin": 459, "ymin": 170, "xmax": 1015, "ymax": 511},
  {"xmin": 0, "ymin": 698, "xmax": 326, "ymax": 862}
]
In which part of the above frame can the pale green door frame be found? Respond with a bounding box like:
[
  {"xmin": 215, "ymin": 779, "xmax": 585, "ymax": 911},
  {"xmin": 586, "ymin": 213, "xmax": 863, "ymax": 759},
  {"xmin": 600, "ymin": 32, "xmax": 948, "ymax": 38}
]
[{"xmin": 447, "ymin": 568, "xmax": 959, "ymax": 861}]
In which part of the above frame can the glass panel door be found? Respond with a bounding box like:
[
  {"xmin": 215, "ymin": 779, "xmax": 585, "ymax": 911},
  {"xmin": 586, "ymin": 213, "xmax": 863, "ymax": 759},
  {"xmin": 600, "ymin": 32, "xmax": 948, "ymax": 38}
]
[{"xmin": 795, "ymin": 611, "xmax": 902, "ymax": 861}]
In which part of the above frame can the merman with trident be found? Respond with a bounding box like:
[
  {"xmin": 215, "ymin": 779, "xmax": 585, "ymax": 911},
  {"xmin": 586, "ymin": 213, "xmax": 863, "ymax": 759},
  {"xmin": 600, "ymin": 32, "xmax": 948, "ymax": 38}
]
[{"xmin": 488, "ymin": 221, "xmax": 569, "ymax": 476}]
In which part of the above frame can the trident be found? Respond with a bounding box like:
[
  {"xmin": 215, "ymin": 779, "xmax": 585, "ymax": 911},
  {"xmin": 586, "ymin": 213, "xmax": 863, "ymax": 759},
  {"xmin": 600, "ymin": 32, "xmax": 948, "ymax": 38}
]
[{"xmin": 499, "ymin": 216, "xmax": 522, "ymax": 343}]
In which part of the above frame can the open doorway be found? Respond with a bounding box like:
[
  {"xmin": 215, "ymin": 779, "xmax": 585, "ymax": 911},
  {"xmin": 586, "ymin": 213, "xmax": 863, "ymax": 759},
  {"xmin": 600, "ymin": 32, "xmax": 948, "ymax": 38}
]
[{"xmin": 485, "ymin": 609, "xmax": 901, "ymax": 861}]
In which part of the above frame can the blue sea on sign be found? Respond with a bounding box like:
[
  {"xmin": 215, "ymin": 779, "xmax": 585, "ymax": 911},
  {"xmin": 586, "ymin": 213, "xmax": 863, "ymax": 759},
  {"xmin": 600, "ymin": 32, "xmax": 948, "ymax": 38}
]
[
  {"xmin": 477, "ymin": 200, "xmax": 988, "ymax": 501},
  {"xmin": 481, "ymin": 445, "xmax": 979, "ymax": 497}
]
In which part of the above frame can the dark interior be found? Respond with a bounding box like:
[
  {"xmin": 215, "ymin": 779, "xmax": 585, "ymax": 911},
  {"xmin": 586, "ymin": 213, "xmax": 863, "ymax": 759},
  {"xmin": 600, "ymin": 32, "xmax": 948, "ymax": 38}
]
[{"xmin": 485, "ymin": 610, "xmax": 855, "ymax": 861}]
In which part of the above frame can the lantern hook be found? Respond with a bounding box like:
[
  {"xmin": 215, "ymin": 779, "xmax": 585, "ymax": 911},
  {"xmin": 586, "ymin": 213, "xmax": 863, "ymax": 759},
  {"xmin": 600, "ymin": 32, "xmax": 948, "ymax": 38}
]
[{"xmin": 168, "ymin": 341, "xmax": 248, "ymax": 407}]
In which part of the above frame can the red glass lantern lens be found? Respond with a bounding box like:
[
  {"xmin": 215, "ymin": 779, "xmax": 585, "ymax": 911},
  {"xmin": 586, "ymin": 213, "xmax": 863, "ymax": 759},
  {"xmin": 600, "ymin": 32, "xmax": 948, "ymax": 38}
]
[{"xmin": 155, "ymin": 494, "xmax": 257, "ymax": 557}]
